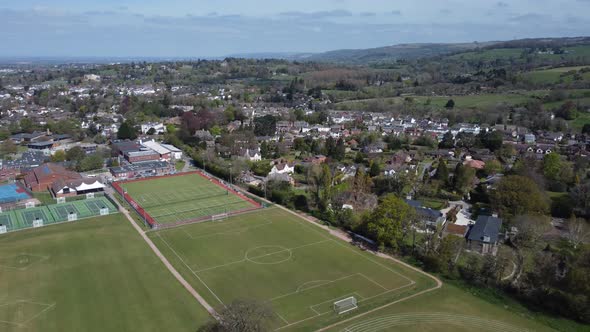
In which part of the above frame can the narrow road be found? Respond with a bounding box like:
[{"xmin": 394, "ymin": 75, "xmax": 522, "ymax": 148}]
[{"xmin": 107, "ymin": 189, "xmax": 218, "ymax": 318}]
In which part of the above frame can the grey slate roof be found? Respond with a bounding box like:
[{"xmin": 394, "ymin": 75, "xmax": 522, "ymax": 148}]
[{"xmin": 468, "ymin": 215, "xmax": 502, "ymax": 243}]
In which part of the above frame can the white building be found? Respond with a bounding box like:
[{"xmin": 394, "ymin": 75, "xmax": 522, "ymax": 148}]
[
  {"xmin": 269, "ymin": 163, "xmax": 294, "ymax": 175},
  {"xmin": 140, "ymin": 122, "xmax": 166, "ymax": 135}
]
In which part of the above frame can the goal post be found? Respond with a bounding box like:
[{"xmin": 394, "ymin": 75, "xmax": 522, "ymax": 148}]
[
  {"xmin": 333, "ymin": 296, "xmax": 358, "ymax": 314},
  {"xmin": 32, "ymin": 218, "xmax": 44, "ymax": 228}
]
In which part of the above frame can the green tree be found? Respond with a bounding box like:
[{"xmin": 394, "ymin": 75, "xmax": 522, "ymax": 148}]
[
  {"xmin": 366, "ymin": 194, "xmax": 415, "ymax": 251},
  {"xmin": 253, "ymin": 115, "xmax": 277, "ymax": 136},
  {"xmin": 483, "ymin": 159, "xmax": 502, "ymax": 176},
  {"xmin": 66, "ymin": 146, "xmax": 86, "ymax": 163},
  {"xmin": 479, "ymin": 131, "xmax": 503, "ymax": 151},
  {"xmin": 117, "ymin": 121, "xmax": 138, "ymax": 140},
  {"xmin": 369, "ymin": 161, "xmax": 381, "ymax": 177},
  {"xmin": 543, "ymin": 152, "xmax": 562, "ymax": 181},
  {"xmin": 51, "ymin": 150, "xmax": 66, "ymax": 162},
  {"xmin": 491, "ymin": 175, "xmax": 549, "ymax": 218},
  {"xmin": 333, "ymin": 138, "xmax": 346, "ymax": 161},
  {"xmin": 453, "ymin": 164, "xmax": 476, "ymax": 193},
  {"xmin": 438, "ymin": 131, "xmax": 454, "ymax": 149},
  {"xmin": 582, "ymin": 123, "xmax": 590, "ymax": 134},
  {"xmin": 434, "ymin": 158, "xmax": 449, "ymax": 182},
  {"xmin": 445, "ymin": 99, "xmax": 455, "ymax": 109},
  {"xmin": 146, "ymin": 127, "xmax": 156, "ymax": 135},
  {"xmin": 77, "ymin": 154, "xmax": 104, "ymax": 172},
  {"xmin": 0, "ymin": 139, "xmax": 17, "ymax": 156}
]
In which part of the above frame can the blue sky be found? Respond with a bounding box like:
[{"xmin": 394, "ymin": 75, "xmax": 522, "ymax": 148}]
[{"xmin": 0, "ymin": 0, "xmax": 589, "ymax": 57}]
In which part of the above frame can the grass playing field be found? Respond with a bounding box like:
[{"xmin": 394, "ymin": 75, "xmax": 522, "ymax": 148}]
[
  {"xmin": 0, "ymin": 214, "xmax": 209, "ymax": 332},
  {"xmin": 323, "ymin": 283, "xmax": 560, "ymax": 332},
  {"xmin": 150, "ymin": 206, "xmax": 439, "ymax": 330},
  {"xmin": 119, "ymin": 173, "xmax": 257, "ymax": 226}
]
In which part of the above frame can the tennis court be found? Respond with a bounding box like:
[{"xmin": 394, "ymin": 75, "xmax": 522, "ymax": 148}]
[
  {"xmin": 0, "ymin": 183, "xmax": 30, "ymax": 204},
  {"xmin": 0, "ymin": 196, "xmax": 117, "ymax": 234},
  {"xmin": 116, "ymin": 172, "xmax": 261, "ymax": 227},
  {"xmin": 18, "ymin": 207, "xmax": 55, "ymax": 225},
  {"xmin": 48, "ymin": 197, "xmax": 117, "ymax": 221}
]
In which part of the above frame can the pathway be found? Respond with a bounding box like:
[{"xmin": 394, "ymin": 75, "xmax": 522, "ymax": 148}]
[{"xmin": 106, "ymin": 189, "xmax": 218, "ymax": 318}]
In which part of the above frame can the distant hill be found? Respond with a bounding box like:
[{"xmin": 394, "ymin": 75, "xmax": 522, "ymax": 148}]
[
  {"xmin": 228, "ymin": 37, "xmax": 590, "ymax": 65},
  {"xmin": 305, "ymin": 42, "xmax": 500, "ymax": 64}
]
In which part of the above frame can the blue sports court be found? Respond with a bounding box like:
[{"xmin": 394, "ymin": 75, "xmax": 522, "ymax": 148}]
[{"xmin": 0, "ymin": 183, "xmax": 31, "ymax": 204}]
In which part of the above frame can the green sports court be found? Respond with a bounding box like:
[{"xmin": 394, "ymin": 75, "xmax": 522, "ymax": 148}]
[
  {"xmin": 115, "ymin": 172, "xmax": 260, "ymax": 227},
  {"xmin": 0, "ymin": 196, "xmax": 117, "ymax": 232}
]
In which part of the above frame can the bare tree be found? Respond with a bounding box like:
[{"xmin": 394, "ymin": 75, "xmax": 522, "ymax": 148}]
[
  {"xmin": 566, "ymin": 216, "xmax": 590, "ymax": 249},
  {"xmin": 198, "ymin": 299, "xmax": 275, "ymax": 332}
]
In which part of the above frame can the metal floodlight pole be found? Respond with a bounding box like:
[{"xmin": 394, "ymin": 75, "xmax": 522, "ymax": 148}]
[{"xmin": 229, "ymin": 163, "xmax": 232, "ymax": 186}]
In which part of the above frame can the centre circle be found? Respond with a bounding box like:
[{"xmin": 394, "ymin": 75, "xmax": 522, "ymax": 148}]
[{"xmin": 245, "ymin": 245, "xmax": 293, "ymax": 265}]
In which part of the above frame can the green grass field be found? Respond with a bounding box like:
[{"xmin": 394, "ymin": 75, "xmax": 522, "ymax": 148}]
[
  {"xmin": 0, "ymin": 214, "xmax": 209, "ymax": 332},
  {"xmin": 150, "ymin": 207, "xmax": 437, "ymax": 330},
  {"xmin": 334, "ymin": 93, "xmax": 533, "ymax": 111},
  {"xmin": 323, "ymin": 283, "xmax": 561, "ymax": 332},
  {"xmin": 120, "ymin": 173, "xmax": 256, "ymax": 225},
  {"xmin": 522, "ymin": 66, "xmax": 590, "ymax": 84},
  {"xmin": 150, "ymin": 206, "xmax": 566, "ymax": 331}
]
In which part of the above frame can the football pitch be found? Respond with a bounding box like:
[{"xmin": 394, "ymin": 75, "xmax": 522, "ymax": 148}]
[
  {"xmin": 150, "ymin": 206, "xmax": 439, "ymax": 330},
  {"xmin": 0, "ymin": 214, "xmax": 209, "ymax": 332},
  {"xmin": 116, "ymin": 172, "xmax": 259, "ymax": 226}
]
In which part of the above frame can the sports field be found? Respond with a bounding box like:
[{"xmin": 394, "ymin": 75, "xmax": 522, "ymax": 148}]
[
  {"xmin": 0, "ymin": 214, "xmax": 209, "ymax": 332},
  {"xmin": 116, "ymin": 172, "xmax": 259, "ymax": 226},
  {"xmin": 0, "ymin": 196, "xmax": 117, "ymax": 232},
  {"xmin": 150, "ymin": 206, "xmax": 438, "ymax": 330}
]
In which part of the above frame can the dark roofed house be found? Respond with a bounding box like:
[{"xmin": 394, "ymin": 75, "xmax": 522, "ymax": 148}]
[
  {"xmin": 467, "ymin": 215, "xmax": 503, "ymax": 255},
  {"xmin": 405, "ymin": 199, "xmax": 445, "ymax": 228}
]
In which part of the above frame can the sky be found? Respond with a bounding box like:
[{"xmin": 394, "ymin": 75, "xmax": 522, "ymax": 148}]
[{"xmin": 0, "ymin": 0, "xmax": 589, "ymax": 57}]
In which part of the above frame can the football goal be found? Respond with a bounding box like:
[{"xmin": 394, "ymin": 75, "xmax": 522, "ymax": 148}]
[
  {"xmin": 211, "ymin": 213, "xmax": 229, "ymax": 221},
  {"xmin": 33, "ymin": 218, "xmax": 44, "ymax": 228},
  {"xmin": 0, "ymin": 225, "xmax": 6, "ymax": 234},
  {"xmin": 334, "ymin": 296, "xmax": 358, "ymax": 314}
]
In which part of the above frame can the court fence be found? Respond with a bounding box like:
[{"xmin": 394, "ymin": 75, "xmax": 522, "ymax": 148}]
[
  {"xmin": 0, "ymin": 195, "xmax": 118, "ymax": 235},
  {"xmin": 110, "ymin": 170, "xmax": 264, "ymax": 230}
]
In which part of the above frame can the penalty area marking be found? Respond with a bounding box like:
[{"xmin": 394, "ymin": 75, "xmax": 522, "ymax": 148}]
[{"xmin": 0, "ymin": 300, "xmax": 56, "ymax": 327}]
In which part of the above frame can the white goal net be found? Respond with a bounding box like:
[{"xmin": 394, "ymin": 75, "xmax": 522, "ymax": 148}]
[
  {"xmin": 33, "ymin": 219, "xmax": 44, "ymax": 228},
  {"xmin": 0, "ymin": 225, "xmax": 7, "ymax": 234},
  {"xmin": 211, "ymin": 213, "xmax": 228, "ymax": 221},
  {"xmin": 86, "ymin": 193, "xmax": 95, "ymax": 199},
  {"xmin": 56, "ymin": 197, "xmax": 66, "ymax": 204},
  {"xmin": 99, "ymin": 207, "xmax": 109, "ymax": 216},
  {"xmin": 25, "ymin": 201, "xmax": 36, "ymax": 209},
  {"xmin": 334, "ymin": 296, "xmax": 358, "ymax": 314},
  {"xmin": 68, "ymin": 213, "xmax": 78, "ymax": 221}
]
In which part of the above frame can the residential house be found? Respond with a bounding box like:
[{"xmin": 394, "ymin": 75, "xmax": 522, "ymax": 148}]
[
  {"xmin": 405, "ymin": 199, "xmax": 445, "ymax": 228},
  {"xmin": 140, "ymin": 122, "xmax": 166, "ymax": 135},
  {"xmin": 467, "ymin": 215, "xmax": 503, "ymax": 255}
]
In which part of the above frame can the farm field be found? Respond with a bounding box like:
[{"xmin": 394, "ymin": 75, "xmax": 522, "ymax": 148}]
[
  {"xmin": 116, "ymin": 172, "xmax": 258, "ymax": 226},
  {"xmin": 522, "ymin": 66, "xmax": 590, "ymax": 84},
  {"xmin": 334, "ymin": 93, "xmax": 534, "ymax": 111},
  {"xmin": 150, "ymin": 206, "xmax": 438, "ymax": 330},
  {"xmin": 0, "ymin": 214, "xmax": 209, "ymax": 332}
]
